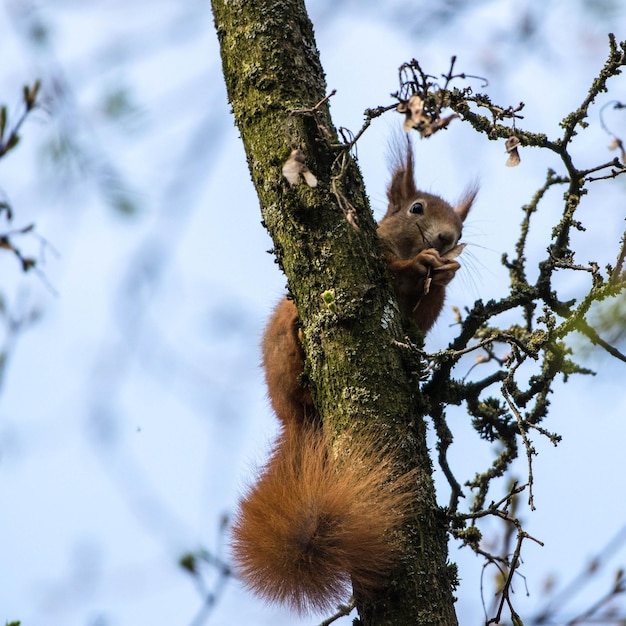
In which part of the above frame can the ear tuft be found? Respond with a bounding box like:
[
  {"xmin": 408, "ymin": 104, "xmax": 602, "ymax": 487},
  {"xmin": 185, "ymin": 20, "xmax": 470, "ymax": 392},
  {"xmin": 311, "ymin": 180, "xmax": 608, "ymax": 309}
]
[
  {"xmin": 386, "ymin": 134, "xmax": 418, "ymax": 211},
  {"xmin": 455, "ymin": 184, "xmax": 478, "ymax": 221}
]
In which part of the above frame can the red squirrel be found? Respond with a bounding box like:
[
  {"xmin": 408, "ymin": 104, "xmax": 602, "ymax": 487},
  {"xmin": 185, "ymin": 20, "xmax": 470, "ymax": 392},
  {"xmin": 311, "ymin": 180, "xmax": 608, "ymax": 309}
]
[{"xmin": 231, "ymin": 139, "xmax": 475, "ymax": 614}]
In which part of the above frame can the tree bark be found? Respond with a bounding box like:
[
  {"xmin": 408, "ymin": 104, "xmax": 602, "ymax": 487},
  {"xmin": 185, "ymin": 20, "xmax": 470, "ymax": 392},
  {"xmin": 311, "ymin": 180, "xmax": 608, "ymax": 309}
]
[{"xmin": 211, "ymin": 1, "xmax": 459, "ymax": 623}]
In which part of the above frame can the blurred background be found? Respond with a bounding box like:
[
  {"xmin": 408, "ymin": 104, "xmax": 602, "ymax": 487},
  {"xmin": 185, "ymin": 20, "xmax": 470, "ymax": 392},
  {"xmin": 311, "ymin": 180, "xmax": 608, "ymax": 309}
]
[{"xmin": 1, "ymin": 1, "xmax": 625, "ymax": 624}]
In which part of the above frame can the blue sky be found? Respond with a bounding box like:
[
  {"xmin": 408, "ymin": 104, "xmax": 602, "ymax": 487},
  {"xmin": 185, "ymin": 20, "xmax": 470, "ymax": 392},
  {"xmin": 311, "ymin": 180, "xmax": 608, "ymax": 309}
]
[{"xmin": 1, "ymin": 2, "xmax": 625, "ymax": 625}]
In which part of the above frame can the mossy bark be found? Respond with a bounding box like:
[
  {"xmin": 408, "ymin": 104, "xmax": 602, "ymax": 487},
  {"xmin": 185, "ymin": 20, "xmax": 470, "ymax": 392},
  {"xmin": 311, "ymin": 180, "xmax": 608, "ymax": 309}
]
[{"xmin": 211, "ymin": 1, "xmax": 458, "ymax": 623}]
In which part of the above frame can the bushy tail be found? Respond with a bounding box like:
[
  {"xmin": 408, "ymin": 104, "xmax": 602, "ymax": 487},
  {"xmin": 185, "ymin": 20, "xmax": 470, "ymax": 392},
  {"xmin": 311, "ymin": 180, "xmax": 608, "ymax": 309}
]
[{"xmin": 231, "ymin": 424, "xmax": 414, "ymax": 614}]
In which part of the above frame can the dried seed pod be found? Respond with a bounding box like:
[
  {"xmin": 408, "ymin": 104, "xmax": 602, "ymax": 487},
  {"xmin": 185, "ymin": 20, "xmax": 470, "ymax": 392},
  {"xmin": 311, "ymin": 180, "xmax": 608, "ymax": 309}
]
[
  {"xmin": 443, "ymin": 242, "xmax": 466, "ymax": 260},
  {"xmin": 282, "ymin": 149, "xmax": 318, "ymax": 187},
  {"xmin": 608, "ymin": 136, "xmax": 626, "ymax": 163},
  {"xmin": 505, "ymin": 135, "xmax": 521, "ymax": 167},
  {"xmin": 398, "ymin": 94, "xmax": 427, "ymax": 132}
]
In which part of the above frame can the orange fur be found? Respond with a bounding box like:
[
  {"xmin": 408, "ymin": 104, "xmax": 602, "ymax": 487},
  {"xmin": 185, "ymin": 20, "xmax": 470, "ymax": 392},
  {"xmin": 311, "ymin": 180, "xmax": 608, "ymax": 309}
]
[
  {"xmin": 231, "ymin": 137, "xmax": 474, "ymax": 614},
  {"xmin": 261, "ymin": 298, "xmax": 314, "ymax": 426},
  {"xmin": 231, "ymin": 424, "xmax": 414, "ymax": 614}
]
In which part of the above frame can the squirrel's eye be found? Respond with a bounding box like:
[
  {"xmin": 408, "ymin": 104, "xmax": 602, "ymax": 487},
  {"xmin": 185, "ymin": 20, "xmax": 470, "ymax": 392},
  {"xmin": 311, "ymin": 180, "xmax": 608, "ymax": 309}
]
[{"xmin": 409, "ymin": 201, "xmax": 424, "ymax": 215}]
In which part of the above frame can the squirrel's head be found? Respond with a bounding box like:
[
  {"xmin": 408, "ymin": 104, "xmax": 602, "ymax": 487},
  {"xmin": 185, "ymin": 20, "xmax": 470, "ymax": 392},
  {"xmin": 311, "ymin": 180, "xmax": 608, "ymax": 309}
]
[{"xmin": 377, "ymin": 138, "xmax": 476, "ymax": 260}]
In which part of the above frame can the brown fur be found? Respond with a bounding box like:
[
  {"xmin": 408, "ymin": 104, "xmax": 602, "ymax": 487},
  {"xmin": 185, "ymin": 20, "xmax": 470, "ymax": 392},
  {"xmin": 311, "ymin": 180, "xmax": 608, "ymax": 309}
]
[
  {"xmin": 231, "ymin": 138, "xmax": 475, "ymax": 614},
  {"xmin": 231, "ymin": 424, "xmax": 415, "ymax": 614},
  {"xmin": 378, "ymin": 139, "xmax": 476, "ymax": 330},
  {"xmin": 261, "ymin": 298, "xmax": 314, "ymax": 426}
]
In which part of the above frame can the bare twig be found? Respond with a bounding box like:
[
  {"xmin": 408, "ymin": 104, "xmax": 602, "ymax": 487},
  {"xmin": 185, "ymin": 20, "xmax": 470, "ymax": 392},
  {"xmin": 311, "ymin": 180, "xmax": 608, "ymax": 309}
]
[{"xmin": 318, "ymin": 598, "xmax": 356, "ymax": 625}]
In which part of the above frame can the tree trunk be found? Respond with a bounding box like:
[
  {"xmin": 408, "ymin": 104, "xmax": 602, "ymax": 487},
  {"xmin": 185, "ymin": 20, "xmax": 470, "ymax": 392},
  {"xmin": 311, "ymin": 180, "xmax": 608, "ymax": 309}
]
[{"xmin": 211, "ymin": 1, "xmax": 459, "ymax": 623}]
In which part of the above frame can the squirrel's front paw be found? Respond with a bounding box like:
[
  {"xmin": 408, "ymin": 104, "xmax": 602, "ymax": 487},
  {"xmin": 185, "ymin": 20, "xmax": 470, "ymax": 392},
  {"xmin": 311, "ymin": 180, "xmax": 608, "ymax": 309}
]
[{"xmin": 413, "ymin": 248, "xmax": 461, "ymax": 287}]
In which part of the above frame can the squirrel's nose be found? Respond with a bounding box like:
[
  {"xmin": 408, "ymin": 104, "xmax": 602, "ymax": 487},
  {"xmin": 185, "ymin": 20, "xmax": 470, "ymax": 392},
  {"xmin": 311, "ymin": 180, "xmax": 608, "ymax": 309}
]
[{"xmin": 437, "ymin": 230, "xmax": 456, "ymax": 251}]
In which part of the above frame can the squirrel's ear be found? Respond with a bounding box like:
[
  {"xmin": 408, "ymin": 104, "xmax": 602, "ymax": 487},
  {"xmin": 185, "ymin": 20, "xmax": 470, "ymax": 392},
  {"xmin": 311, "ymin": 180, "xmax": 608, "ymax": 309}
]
[
  {"xmin": 455, "ymin": 185, "xmax": 478, "ymax": 222},
  {"xmin": 386, "ymin": 169, "xmax": 412, "ymax": 212},
  {"xmin": 386, "ymin": 135, "xmax": 418, "ymax": 213}
]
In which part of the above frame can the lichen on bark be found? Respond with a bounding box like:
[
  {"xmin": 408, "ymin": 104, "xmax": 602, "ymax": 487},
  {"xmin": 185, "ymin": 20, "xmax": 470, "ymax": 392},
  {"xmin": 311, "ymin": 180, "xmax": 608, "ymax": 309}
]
[{"xmin": 212, "ymin": 0, "xmax": 459, "ymax": 624}]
